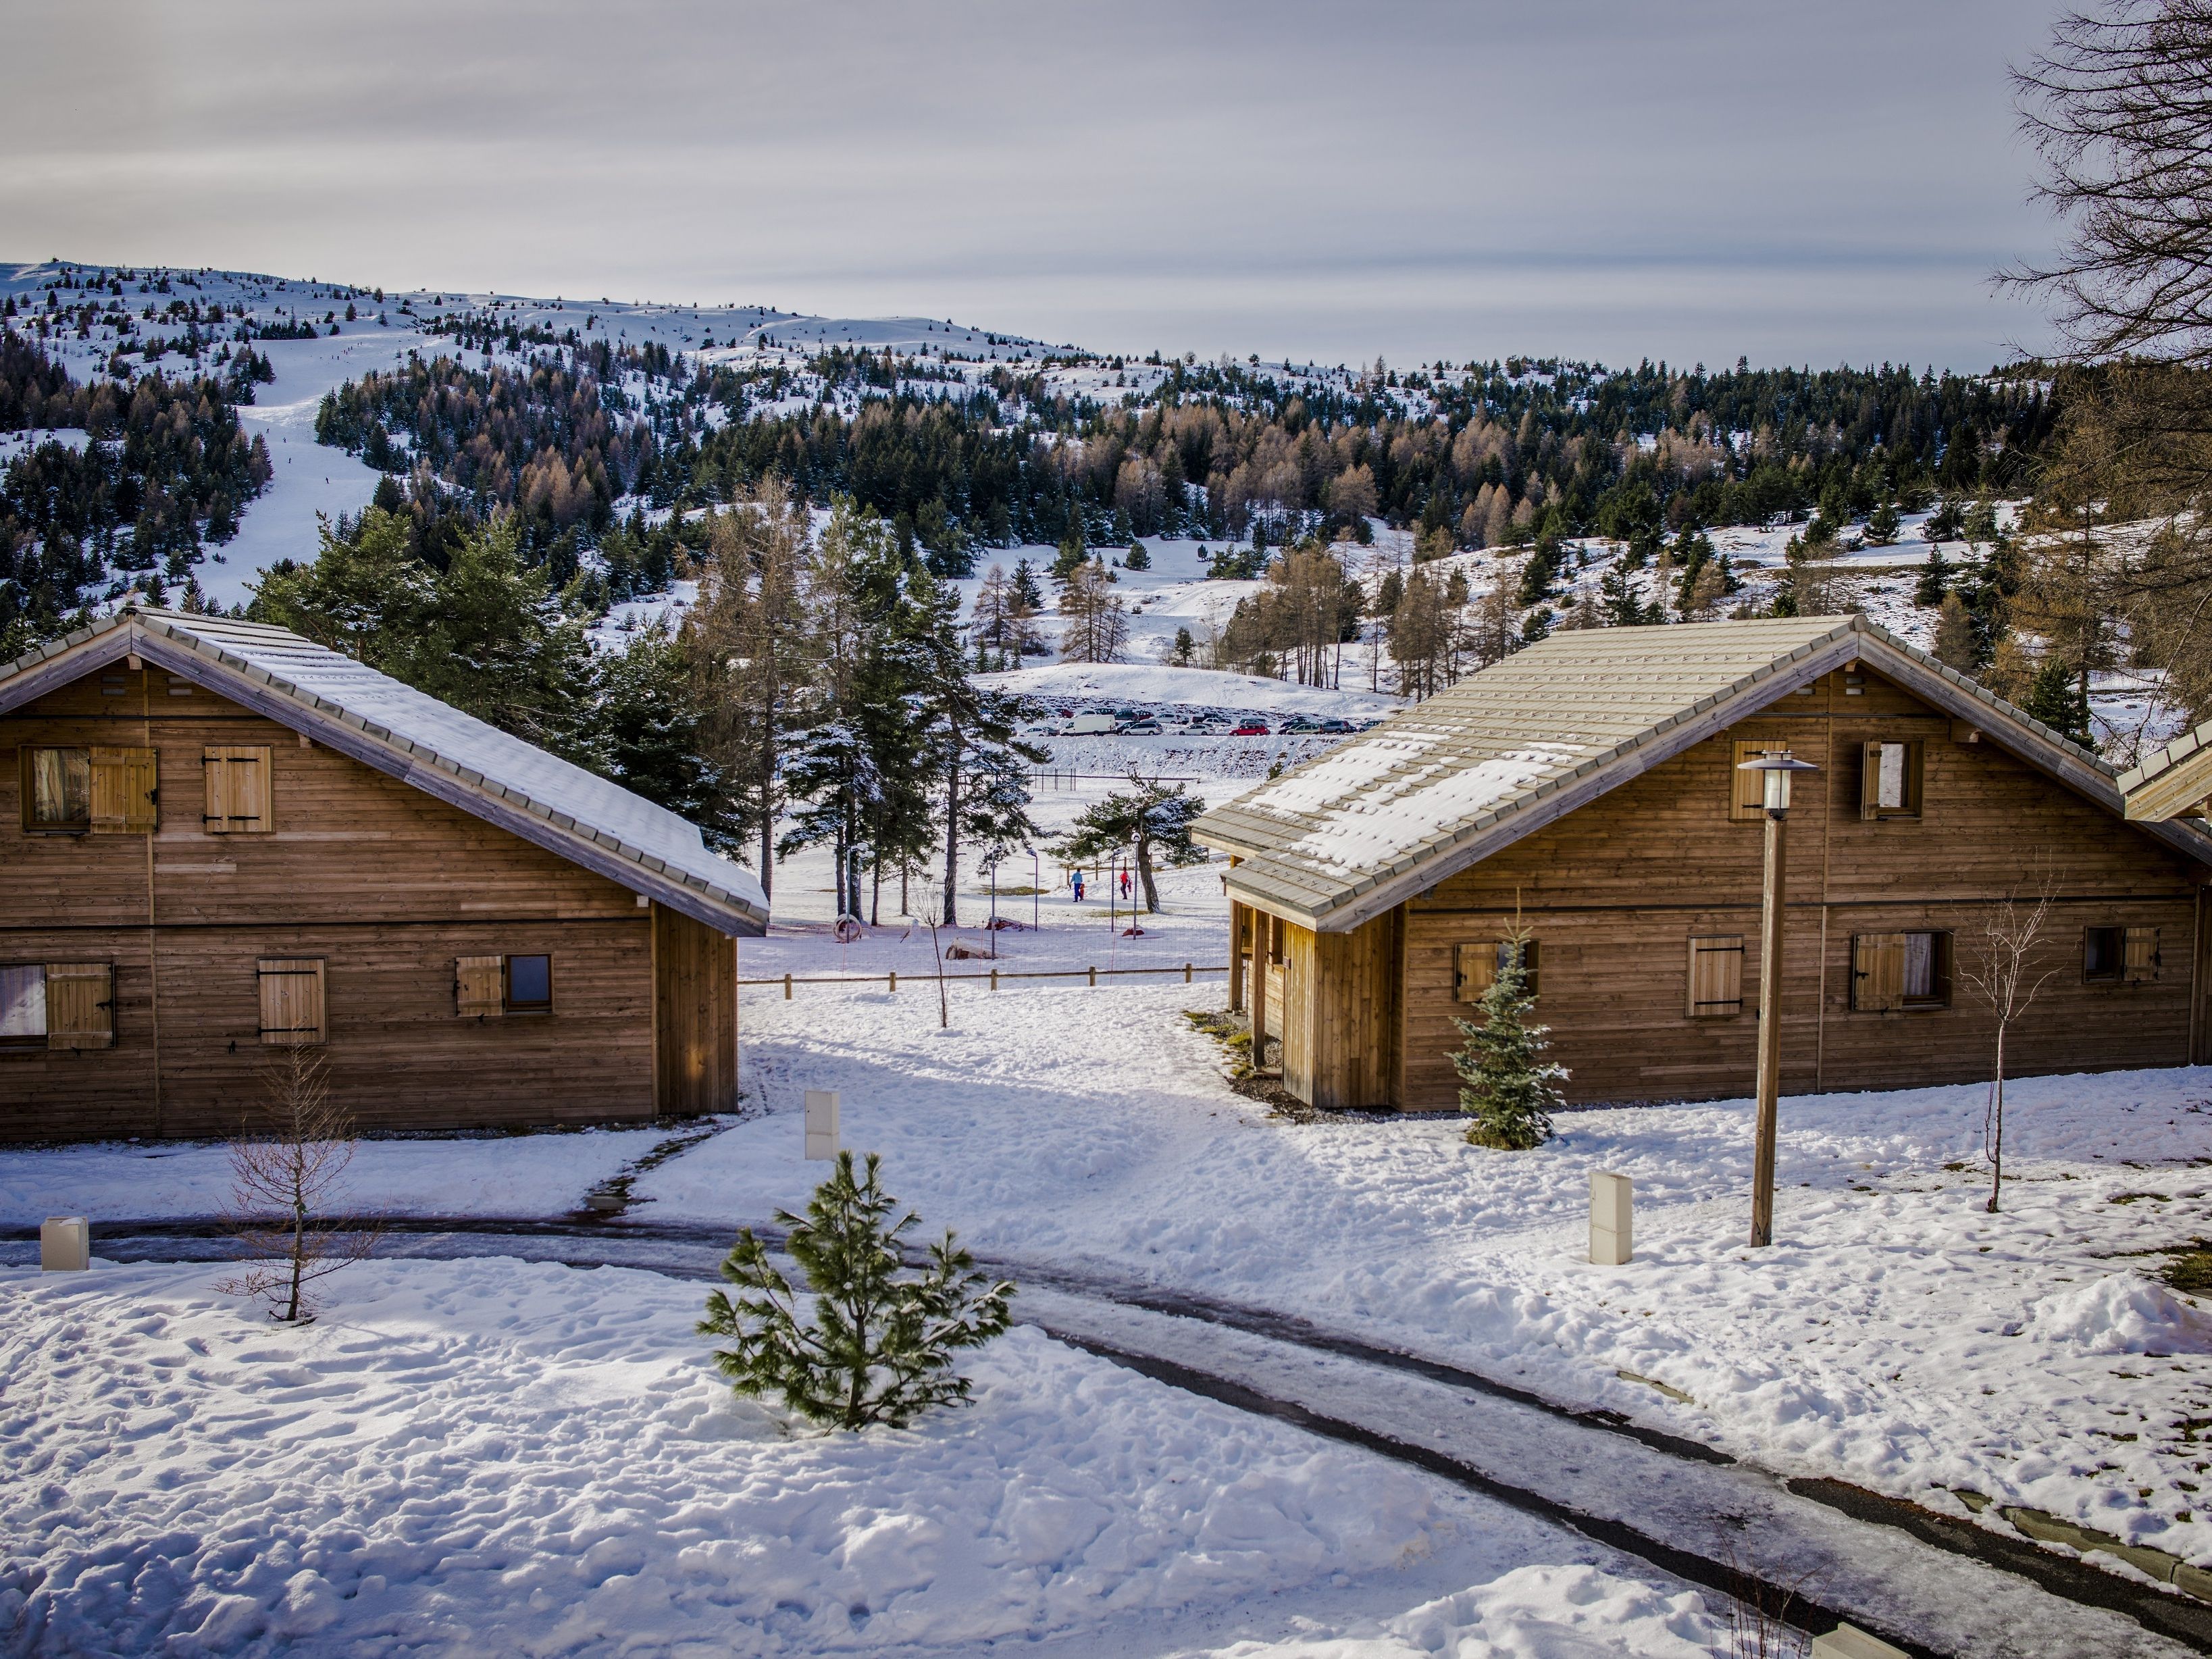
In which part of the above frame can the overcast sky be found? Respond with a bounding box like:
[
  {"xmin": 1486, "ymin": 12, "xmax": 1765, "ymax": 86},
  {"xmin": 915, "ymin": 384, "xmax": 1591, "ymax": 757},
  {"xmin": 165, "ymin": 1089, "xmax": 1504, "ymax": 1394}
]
[{"xmin": 3, "ymin": 0, "xmax": 2068, "ymax": 371}]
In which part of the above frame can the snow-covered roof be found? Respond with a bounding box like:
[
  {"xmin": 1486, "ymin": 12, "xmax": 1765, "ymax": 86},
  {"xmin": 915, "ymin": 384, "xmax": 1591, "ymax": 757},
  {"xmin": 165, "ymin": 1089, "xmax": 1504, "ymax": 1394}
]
[
  {"xmin": 1200, "ymin": 614, "xmax": 2212, "ymax": 933},
  {"xmin": 0, "ymin": 607, "xmax": 767, "ymax": 936}
]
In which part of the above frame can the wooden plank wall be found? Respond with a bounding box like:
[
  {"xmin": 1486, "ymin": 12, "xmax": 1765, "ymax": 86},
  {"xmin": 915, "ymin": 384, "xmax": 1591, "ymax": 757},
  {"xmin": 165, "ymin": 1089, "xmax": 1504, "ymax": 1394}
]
[
  {"xmin": 0, "ymin": 665, "xmax": 660, "ymax": 1140},
  {"xmin": 652, "ymin": 902, "xmax": 738, "ymax": 1116},
  {"xmin": 1389, "ymin": 665, "xmax": 2205, "ymax": 1107}
]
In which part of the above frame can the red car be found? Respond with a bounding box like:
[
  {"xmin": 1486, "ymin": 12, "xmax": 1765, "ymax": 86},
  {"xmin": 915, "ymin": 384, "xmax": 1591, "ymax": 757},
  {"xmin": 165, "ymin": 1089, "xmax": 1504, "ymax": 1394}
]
[{"xmin": 1231, "ymin": 720, "xmax": 1270, "ymax": 736}]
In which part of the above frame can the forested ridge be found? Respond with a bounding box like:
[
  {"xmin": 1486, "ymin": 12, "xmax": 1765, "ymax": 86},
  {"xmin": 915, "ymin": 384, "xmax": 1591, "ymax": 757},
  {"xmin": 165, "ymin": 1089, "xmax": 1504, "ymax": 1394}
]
[
  {"xmin": 0, "ymin": 331, "xmax": 273, "ymax": 656},
  {"xmin": 307, "ymin": 336, "xmax": 2054, "ymax": 599}
]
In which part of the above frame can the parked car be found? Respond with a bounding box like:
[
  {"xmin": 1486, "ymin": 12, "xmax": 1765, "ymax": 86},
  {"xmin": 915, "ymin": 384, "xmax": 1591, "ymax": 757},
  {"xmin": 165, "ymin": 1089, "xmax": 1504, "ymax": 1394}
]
[
  {"xmin": 1230, "ymin": 720, "xmax": 1270, "ymax": 736},
  {"xmin": 1280, "ymin": 717, "xmax": 1323, "ymax": 734},
  {"xmin": 1118, "ymin": 720, "xmax": 1164, "ymax": 735}
]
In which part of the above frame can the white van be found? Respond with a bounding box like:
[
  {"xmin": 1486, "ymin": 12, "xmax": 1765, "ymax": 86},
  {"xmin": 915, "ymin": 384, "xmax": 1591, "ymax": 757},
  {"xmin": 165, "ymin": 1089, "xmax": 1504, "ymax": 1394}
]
[{"xmin": 1065, "ymin": 713, "xmax": 1118, "ymax": 734}]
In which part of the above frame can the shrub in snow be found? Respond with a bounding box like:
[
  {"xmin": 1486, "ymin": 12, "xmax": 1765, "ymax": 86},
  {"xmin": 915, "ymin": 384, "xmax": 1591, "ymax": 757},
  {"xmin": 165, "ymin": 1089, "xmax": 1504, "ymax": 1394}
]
[
  {"xmin": 215, "ymin": 1048, "xmax": 381, "ymax": 1324},
  {"xmin": 1449, "ymin": 929, "xmax": 1563, "ymax": 1150},
  {"xmin": 699, "ymin": 1151, "xmax": 1014, "ymax": 1429}
]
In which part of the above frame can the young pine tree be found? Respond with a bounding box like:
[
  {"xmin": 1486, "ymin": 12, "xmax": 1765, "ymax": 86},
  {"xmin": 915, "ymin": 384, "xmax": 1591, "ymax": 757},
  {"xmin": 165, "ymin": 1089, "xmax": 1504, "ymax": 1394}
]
[
  {"xmin": 698, "ymin": 1152, "xmax": 1014, "ymax": 1430},
  {"xmin": 1449, "ymin": 931, "xmax": 1564, "ymax": 1150}
]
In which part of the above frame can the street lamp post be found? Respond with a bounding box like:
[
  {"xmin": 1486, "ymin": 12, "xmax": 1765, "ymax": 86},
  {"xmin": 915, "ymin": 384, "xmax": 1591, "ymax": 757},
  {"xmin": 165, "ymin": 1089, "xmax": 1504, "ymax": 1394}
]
[{"xmin": 1737, "ymin": 749, "xmax": 1818, "ymax": 1248}]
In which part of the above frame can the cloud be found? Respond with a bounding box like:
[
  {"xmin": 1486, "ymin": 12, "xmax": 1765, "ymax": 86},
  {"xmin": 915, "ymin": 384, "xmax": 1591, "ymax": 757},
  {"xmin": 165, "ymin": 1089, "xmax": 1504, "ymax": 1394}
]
[{"xmin": 1, "ymin": 0, "xmax": 2067, "ymax": 367}]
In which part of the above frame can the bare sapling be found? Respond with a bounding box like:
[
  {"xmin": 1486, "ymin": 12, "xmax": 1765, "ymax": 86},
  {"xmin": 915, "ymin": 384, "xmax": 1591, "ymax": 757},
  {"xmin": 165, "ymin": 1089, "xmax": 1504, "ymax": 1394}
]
[
  {"xmin": 217, "ymin": 1046, "xmax": 381, "ymax": 1323},
  {"xmin": 1960, "ymin": 878, "xmax": 2062, "ymax": 1215}
]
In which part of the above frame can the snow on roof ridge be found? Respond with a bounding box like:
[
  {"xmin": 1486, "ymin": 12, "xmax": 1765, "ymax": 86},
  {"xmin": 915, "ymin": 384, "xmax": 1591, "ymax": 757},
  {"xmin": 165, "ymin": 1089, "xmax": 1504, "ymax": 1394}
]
[{"xmin": 119, "ymin": 606, "xmax": 767, "ymax": 927}]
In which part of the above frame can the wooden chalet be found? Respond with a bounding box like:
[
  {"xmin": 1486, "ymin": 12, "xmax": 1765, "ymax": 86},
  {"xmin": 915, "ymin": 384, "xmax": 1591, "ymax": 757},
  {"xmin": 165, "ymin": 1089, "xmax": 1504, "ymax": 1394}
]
[
  {"xmin": 0, "ymin": 606, "xmax": 767, "ymax": 1142},
  {"xmin": 1198, "ymin": 615, "xmax": 2212, "ymax": 1111}
]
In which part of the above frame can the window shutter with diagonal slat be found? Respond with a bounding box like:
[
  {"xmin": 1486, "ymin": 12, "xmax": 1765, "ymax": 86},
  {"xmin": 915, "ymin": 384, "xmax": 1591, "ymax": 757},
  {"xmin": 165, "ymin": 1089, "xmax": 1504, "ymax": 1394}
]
[
  {"xmin": 257, "ymin": 958, "xmax": 325, "ymax": 1044},
  {"xmin": 456, "ymin": 956, "xmax": 505, "ymax": 1018},
  {"xmin": 44, "ymin": 963, "xmax": 113, "ymax": 1050},
  {"xmin": 2125, "ymin": 926, "xmax": 2161, "ymax": 984},
  {"xmin": 1853, "ymin": 933, "xmax": 1907, "ymax": 1012},
  {"xmin": 1454, "ymin": 942, "xmax": 1499, "ymax": 1003},
  {"xmin": 90, "ymin": 747, "xmax": 157, "ymax": 834}
]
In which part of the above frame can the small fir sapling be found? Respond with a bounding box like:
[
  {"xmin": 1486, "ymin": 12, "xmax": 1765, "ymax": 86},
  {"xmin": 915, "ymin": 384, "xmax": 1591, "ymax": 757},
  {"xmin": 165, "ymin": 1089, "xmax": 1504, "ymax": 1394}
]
[
  {"xmin": 1449, "ymin": 927, "xmax": 1564, "ymax": 1150},
  {"xmin": 216, "ymin": 1047, "xmax": 381, "ymax": 1324},
  {"xmin": 698, "ymin": 1152, "xmax": 1014, "ymax": 1429}
]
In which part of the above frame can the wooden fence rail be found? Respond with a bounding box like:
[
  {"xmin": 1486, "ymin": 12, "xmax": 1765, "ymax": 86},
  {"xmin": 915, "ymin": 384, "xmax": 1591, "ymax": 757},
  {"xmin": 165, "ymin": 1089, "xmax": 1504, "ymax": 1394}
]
[{"xmin": 741, "ymin": 963, "xmax": 1230, "ymax": 998}]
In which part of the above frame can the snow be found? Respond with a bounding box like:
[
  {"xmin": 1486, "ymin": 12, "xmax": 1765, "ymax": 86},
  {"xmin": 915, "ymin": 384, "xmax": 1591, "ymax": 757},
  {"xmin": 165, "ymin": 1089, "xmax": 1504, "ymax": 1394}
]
[
  {"xmin": 0, "ymin": 1125, "xmax": 667, "ymax": 1225},
  {"xmin": 976, "ymin": 661, "xmax": 1394, "ymax": 721},
  {"xmin": 1230, "ymin": 733, "xmax": 1589, "ymax": 877},
  {"xmin": 2025, "ymin": 1273, "xmax": 2212, "ymax": 1356},
  {"xmin": 204, "ymin": 330, "xmax": 428, "ymax": 609},
  {"xmin": 0, "ymin": 1254, "xmax": 1729, "ymax": 1657},
  {"xmin": 136, "ymin": 609, "xmax": 767, "ymax": 921}
]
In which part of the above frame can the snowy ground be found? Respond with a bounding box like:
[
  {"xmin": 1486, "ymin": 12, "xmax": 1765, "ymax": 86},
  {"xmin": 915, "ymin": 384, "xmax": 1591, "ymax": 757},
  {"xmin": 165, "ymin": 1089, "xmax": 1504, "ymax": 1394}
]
[{"xmin": 0, "ymin": 1254, "xmax": 1736, "ymax": 1657}]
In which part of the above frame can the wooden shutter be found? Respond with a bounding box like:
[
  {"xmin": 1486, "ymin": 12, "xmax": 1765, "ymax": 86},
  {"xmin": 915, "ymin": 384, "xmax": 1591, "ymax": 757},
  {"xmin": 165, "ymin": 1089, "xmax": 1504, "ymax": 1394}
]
[
  {"xmin": 257, "ymin": 958, "xmax": 326, "ymax": 1044},
  {"xmin": 1454, "ymin": 941, "xmax": 1498, "ymax": 1002},
  {"xmin": 1853, "ymin": 933, "xmax": 1907, "ymax": 1012},
  {"xmin": 43, "ymin": 962, "xmax": 113, "ymax": 1050},
  {"xmin": 456, "ymin": 954, "xmax": 505, "ymax": 1018},
  {"xmin": 2125, "ymin": 926, "xmax": 2161, "ymax": 985},
  {"xmin": 1686, "ymin": 935, "xmax": 1745, "ymax": 1017},
  {"xmin": 1730, "ymin": 741, "xmax": 1770, "ymax": 821},
  {"xmin": 204, "ymin": 746, "xmax": 274, "ymax": 834},
  {"xmin": 89, "ymin": 746, "xmax": 158, "ymax": 834}
]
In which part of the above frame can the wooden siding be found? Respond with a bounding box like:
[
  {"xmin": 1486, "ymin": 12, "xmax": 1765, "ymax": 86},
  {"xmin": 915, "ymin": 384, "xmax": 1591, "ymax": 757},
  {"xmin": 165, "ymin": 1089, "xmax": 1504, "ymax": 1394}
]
[
  {"xmin": 653, "ymin": 902, "xmax": 738, "ymax": 1116},
  {"xmin": 0, "ymin": 664, "xmax": 679, "ymax": 1140},
  {"xmin": 1252, "ymin": 663, "xmax": 2204, "ymax": 1109}
]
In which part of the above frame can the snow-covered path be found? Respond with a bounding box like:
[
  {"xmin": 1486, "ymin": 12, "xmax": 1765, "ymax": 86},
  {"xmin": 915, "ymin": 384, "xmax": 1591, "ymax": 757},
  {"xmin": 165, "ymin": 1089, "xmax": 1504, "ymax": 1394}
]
[{"xmin": 35, "ymin": 1217, "xmax": 2195, "ymax": 1658}]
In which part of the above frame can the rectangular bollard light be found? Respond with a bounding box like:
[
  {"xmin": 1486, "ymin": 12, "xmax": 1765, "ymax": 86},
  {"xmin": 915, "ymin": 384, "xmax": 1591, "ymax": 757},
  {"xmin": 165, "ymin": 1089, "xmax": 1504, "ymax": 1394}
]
[
  {"xmin": 41, "ymin": 1215, "xmax": 90, "ymax": 1273},
  {"xmin": 804, "ymin": 1090, "xmax": 840, "ymax": 1161},
  {"xmin": 1589, "ymin": 1172, "xmax": 1632, "ymax": 1265},
  {"xmin": 1810, "ymin": 1624, "xmax": 1909, "ymax": 1659}
]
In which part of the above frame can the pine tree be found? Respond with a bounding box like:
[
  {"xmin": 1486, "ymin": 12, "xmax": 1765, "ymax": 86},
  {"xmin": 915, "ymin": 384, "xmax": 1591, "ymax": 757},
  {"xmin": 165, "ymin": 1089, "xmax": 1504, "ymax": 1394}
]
[
  {"xmin": 2021, "ymin": 653, "xmax": 2094, "ymax": 748},
  {"xmin": 1933, "ymin": 590, "xmax": 1980, "ymax": 673},
  {"xmin": 698, "ymin": 1152, "xmax": 1014, "ymax": 1430},
  {"xmin": 1011, "ymin": 558, "xmax": 1044, "ymax": 611},
  {"xmin": 1054, "ymin": 772, "xmax": 1204, "ymax": 912},
  {"xmin": 1915, "ymin": 546, "xmax": 1953, "ymax": 608},
  {"xmin": 1050, "ymin": 523, "xmax": 1087, "ymax": 580},
  {"xmin": 1123, "ymin": 540, "xmax": 1150, "ymax": 571},
  {"xmin": 1449, "ymin": 930, "xmax": 1564, "ymax": 1150},
  {"xmin": 1866, "ymin": 501, "xmax": 1903, "ymax": 546}
]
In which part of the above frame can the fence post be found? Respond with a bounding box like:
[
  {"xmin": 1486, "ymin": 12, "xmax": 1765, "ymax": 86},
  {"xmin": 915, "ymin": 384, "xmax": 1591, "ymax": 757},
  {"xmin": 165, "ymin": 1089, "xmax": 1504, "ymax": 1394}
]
[
  {"xmin": 1184, "ymin": 962, "xmax": 1192, "ymax": 984},
  {"xmin": 888, "ymin": 969, "xmax": 897, "ymax": 994},
  {"xmin": 990, "ymin": 968, "xmax": 1000, "ymax": 991},
  {"xmin": 1087, "ymin": 965, "xmax": 1097, "ymax": 988},
  {"xmin": 783, "ymin": 972, "xmax": 792, "ymax": 1000}
]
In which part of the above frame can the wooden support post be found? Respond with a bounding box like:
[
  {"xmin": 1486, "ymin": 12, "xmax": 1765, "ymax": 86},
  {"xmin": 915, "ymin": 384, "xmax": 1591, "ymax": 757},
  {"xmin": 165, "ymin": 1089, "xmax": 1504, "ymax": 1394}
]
[
  {"xmin": 1252, "ymin": 913, "xmax": 1269, "ymax": 1067},
  {"xmin": 1751, "ymin": 807, "xmax": 1788, "ymax": 1248},
  {"xmin": 1183, "ymin": 961, "xmax": 1192, "ymax": 984},
  {"xmin": 1087, "ymin": 965, "xmax": 1097, "ymax": 988},
  {"xmin": 888, "ymin": 969, "xmax": 897, "ymax": 994},
  {"xmin": 991, "ymin": 967, "xmax": 1000, "ymax": 991},
  {"xmin": 783, "ymin": 972, "xmax": 792, "ymax": 1000},
  {"xmin": 1228, "ymin": 902, "xmax": 1245, "ymax": 1011}
]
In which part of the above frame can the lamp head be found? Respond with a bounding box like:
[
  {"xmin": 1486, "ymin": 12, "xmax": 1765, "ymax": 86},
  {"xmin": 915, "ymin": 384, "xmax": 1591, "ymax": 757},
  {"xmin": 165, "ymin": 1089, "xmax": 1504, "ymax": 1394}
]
[{"xmin": 1737, "ymin": 748, "xmax": 1820, "ymax": 814}]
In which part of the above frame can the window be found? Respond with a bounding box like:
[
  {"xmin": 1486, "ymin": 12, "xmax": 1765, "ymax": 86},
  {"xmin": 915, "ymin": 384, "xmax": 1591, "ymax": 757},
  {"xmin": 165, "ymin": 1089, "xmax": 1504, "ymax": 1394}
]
[
  {"xmin": 257, "ymin": 958, "xmax": 326, "ymax": 1044},
  {"xmin": 1730, "ymin": 741, "xmax": 1778, "ymax": 822},
  {"xmin": 0, "ymin": 963, "xmax": 114, "ymax": 1050},
  {"xmin": 455, "ymin": 953, "xmax": 555, "ymax": 1017},
  {"xmin": 506, "ymin": 954, "xmax": 552, "ymax": 1013},
  {"xmin": 204, "ymin": 746, "xmax": 274, "ymax": 834},
  {"xmin": 1852, "ymin": 931, "xmax": 1951, "ymax": 1012},
  {"xmin": 1686, "ymin": 935, "xmax": 1745, "ymax": 1017},
  {"xmin": 0, "ymin": 966, "xmax": 44, "ymax": 1047},
  {"xmin": 22, "ymin": 746, "xmax": 90, "ymax": 831},
  {"xmin": 2084, "ymin": 926, "xmax": 2123, "ymax": 984},
  {"xmin": 1859, "ymin": 740, "xmax": 1924, "ymax": 821},
  {"xmin": 1455, "ymin": 938, "xmax": 1538, "ymax": 1002}
]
